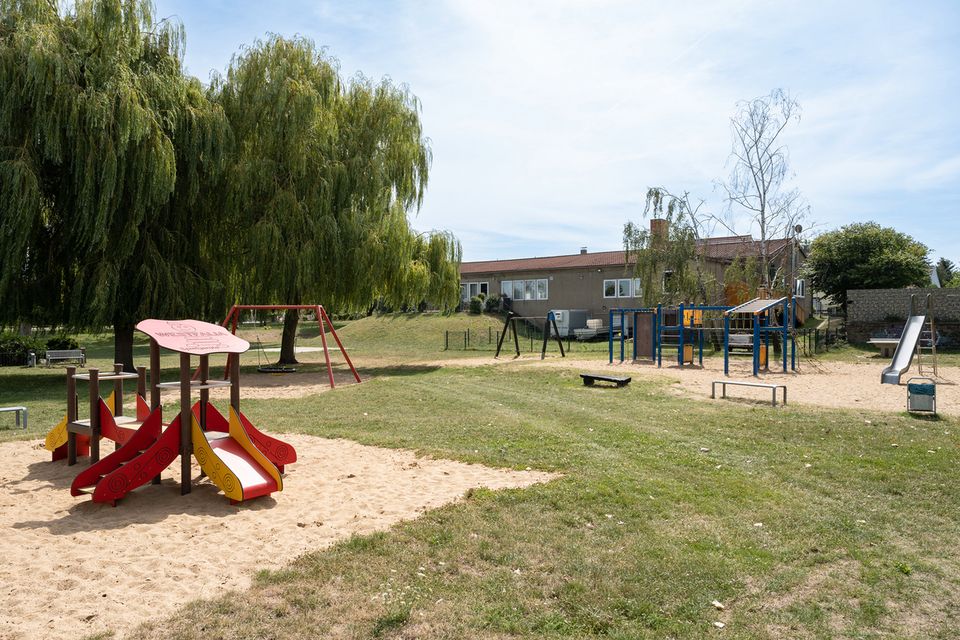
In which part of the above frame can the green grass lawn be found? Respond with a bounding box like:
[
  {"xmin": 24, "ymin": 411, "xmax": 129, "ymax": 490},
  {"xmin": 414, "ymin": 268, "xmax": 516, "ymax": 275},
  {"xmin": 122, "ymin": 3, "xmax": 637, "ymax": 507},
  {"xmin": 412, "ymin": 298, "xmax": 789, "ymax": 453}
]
[{"xmin": 4, "ymin": 317, "xmax": 958, "ymax": 638}]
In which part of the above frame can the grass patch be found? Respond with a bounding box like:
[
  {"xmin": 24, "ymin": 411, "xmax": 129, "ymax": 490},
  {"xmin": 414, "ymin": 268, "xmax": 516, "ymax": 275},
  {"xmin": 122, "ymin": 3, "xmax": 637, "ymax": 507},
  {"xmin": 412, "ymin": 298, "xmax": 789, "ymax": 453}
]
[{"xmin": 100, "ymin": 364, "xmax": 960, "ymax": 639}]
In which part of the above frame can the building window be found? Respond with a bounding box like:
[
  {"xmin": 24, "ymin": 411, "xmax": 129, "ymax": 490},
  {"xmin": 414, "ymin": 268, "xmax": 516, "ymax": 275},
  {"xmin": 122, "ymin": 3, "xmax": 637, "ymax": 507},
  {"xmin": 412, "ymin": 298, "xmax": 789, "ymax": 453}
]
[
  {"xmin": 460, "ymin": 281, "xmax": 488, "ymax": 301},
  {"xmin": 795, "ymin": 278, "xmax": 805, "ymax": 298},
  {"xmin": 501, "ymin": 279, "xmax": 548, "ymax": 301},
  {"xmin": 603, "ymin": 279, "xmax": 617, "ymax": 298},
  {"xmin": 604, "ymin": 278, "xmax": 640, "ymax": 298}
]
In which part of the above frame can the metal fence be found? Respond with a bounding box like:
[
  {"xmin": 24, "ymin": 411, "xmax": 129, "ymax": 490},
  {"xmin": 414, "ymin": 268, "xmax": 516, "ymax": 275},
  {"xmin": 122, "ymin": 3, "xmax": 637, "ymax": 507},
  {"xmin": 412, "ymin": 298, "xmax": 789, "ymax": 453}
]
[{"xmin": 795, "ymin": 325, "xmax": 846, "ymax": 356}]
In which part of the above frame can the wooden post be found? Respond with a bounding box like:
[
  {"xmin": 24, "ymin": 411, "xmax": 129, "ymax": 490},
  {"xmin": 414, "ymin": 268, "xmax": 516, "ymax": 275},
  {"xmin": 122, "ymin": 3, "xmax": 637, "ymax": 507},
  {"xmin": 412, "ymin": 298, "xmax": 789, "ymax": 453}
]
[
  {"xmin": 199, "ymin": 355, "xmax": 209, "ymax": 432},
  {"xmin": 149, "ymin": 339, "xmax": 161, "ymax": 410},
  {"xmin": 89, "ymin": 368, "xmax": 100, "ymax": 463},
  {"xmin": 66, "ymin": 366, "xmax": 77, "ymax": 465},
  {"xmin": 136, "ymin": 366, "xmax": 146, "ymax": 400},
  {"xmin": 230, "ymin": 347, "xmax": 240, "ymax": 414},
  {"xmin": 179, "ymin": 353, "xmax": 191, "ymax": 495},
  {"xmin": 113, "ymin": 363, "xmax": 124, "ymax": 418}
]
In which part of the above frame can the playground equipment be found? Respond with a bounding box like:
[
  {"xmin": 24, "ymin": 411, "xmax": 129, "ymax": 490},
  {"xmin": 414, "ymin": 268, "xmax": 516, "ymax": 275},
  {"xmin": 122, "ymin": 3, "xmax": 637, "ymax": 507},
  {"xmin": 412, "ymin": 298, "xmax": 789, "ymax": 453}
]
[
  {"xmin": 723, "ymin": 297, "xmax": 796, "ymax": 377},
  {"xmin": 658, "ymin": 304, "xmax": 728, "ymax": 368},
  {"xmin": 216, "ymin": 304, "xmax": 360, "ymax": 388},
  {"xmin": 607, "ymin": 297, "xmax": 798, "ymax": 377},
  {"xmin": 44, "ymin": 364, "xmax": 150, "ymax": 462},
  {"xmin": 52, "ymin": 318, "xmax": 296, "ymax": 506},
  {"xmin": 881, "ymin": 294, "xmax": 938, "ymax": 385},
  {"xmin": 495, "ymin": 311, "xmax": 566, "ymax": 359},
  {"xmin": 608, "ymin": 304, "xmax": 727, "ymax": 367},
  {"xmin": 906, "ymin": 377, "xmax": 936, "ymax": 414},
  {"xmin": 607, "ymin": 308, "xmax": 656, "ymax": 364}
]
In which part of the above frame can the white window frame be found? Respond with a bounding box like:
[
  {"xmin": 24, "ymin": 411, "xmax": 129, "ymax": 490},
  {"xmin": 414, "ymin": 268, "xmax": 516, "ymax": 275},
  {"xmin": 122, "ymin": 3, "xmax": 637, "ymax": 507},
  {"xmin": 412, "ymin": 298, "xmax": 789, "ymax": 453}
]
[
  {"xmin": 461, "ymin": 281, "xmax": 488, "ymax": 301},
  {"xmin": 500, "ymin": 278, "xmax": 549, "ymax": 301},
  {"xmin": 603, "ymin": 279, "xmax": 617, "ymax": 298},
  {"xmin": 632, "ymin": 278, "xmax": 642, "ymax": 298}
]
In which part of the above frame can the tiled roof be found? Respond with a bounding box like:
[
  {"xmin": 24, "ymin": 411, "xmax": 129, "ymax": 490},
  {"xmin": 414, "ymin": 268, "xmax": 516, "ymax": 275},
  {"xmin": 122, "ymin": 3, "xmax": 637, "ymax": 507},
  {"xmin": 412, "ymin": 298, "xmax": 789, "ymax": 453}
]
[{"xmin": 460, "ymin": 236, "xmax": 795, "ymax": 275}]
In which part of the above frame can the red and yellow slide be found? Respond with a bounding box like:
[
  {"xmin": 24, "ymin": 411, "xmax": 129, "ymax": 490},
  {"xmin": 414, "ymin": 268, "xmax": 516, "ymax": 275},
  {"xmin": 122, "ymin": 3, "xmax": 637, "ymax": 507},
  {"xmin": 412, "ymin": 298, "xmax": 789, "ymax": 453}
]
[
  {"xmin": 192, "ymin": 401, "xmax": 297, "ymax": 473},
  {"xmin": 191, "ymin": 406, "xmax": 282, "ymax": 504}
]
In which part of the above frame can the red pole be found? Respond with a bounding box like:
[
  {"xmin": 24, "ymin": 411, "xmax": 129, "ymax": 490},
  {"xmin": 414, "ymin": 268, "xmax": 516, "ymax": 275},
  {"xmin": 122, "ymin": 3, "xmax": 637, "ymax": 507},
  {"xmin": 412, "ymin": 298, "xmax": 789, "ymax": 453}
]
[
  {"xmin": 320, "ymin": 305, "xmax": 361, "ymax": 384},
  {"xmin": 316, "ymin": 305, "xmax": 336, "ymax": 389}
]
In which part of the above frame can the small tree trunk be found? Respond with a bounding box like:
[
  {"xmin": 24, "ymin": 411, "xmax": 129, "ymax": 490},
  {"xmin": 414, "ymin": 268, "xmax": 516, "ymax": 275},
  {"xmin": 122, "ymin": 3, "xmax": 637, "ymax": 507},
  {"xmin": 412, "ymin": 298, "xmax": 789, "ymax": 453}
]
[
  {"xmin": 18, "ymin": 321, "xmax": 32, "ymax": 336},
  {"xmin": 278, "ymin": 309, "xmax": 299, "ymax": 364},
  {"xmin": 114, "ymin": 323, "xmax": 136, "ymax": 372}
]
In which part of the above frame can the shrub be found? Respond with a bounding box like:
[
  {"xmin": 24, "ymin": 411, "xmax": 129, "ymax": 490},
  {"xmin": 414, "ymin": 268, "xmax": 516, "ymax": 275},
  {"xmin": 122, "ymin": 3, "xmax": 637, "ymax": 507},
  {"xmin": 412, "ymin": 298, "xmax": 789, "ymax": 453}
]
[
  {"xmin": 484, "ymin": 294, "xmax": 502, "ymax": 313},
  {"xmin": 468, "ymin": 296, "xmax": 483, "ymax": 314},
  {"xmin": 46, "ymin": 334, "xmax": 80, "ymax": 351},
  {"xmin": 0, "ymin": 332, "xmax": 45, "ymax": 366}
]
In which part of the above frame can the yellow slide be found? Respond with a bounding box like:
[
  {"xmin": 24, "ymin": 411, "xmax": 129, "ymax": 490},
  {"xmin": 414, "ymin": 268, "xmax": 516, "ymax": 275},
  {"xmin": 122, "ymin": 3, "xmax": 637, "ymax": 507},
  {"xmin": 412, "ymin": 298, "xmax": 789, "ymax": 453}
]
[
  {"xmin": 44, "ymin": 391, "xmax": 115, "ymax": 452},
  {"xmin": 192, "ymin": 407, "xmax": 282, "ymax": 503}
]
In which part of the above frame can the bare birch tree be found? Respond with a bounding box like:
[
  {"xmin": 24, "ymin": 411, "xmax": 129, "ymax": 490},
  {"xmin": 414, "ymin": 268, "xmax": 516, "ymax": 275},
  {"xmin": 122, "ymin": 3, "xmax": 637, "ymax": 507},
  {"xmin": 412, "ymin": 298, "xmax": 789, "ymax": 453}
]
[{"xmin": 719, "ymin": 89, "xmax": 808, "ymax": 289}]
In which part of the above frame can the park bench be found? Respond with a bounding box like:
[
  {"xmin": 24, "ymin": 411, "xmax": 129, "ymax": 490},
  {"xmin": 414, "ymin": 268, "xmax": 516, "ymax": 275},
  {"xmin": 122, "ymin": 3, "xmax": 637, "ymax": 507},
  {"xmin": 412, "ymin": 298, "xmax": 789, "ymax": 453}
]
[
  {"xmin": 0, "ymin": 406, "xmax": 27, "ymax": 430},
  {"xmin": 580, "ymin": 373, "xmax": 631, "ymax": 387},
  {"xmin": 727, "ymin": 334, "xmax": 754, "ymax": 351},
  {"xmin": 45, "ymin": 348, "xmax": 86, "ymax": 366},
  {"xmin": 711, "ymin": 380, "xmax": 787, "ymax": 406}
]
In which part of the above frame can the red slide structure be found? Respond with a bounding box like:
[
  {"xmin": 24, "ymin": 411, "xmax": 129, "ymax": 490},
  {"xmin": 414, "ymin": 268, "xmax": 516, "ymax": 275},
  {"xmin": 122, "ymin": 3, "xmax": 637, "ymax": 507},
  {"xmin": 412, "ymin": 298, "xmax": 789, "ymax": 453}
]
[
  {"xmin": 70, "ymin": 408, "xmax": 179, "ymax": 506},
  {"xmin": 193, "ymin": 401, "xmax": 297, "ymax": 473}
]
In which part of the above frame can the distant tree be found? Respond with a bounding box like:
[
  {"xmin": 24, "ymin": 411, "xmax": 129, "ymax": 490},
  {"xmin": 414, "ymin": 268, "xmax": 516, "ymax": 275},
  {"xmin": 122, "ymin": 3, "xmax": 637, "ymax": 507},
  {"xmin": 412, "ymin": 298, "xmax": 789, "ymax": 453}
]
[
  {"xmin": 722, "ymin": 254, "xmax": 762, "ymax": 305},
  {"xmin": 935, "ymin": 257, "xmax": 956, "ymax": 286},
  {"xmin": 804, "ymin": 223, "xmax": 930, "ymax": 308},
  {"xmin": 0, "ymin": 0, "xmax": 230, "ymax": 370},
  {"xmin": 719, "ymin": 89, "xmax": 808, "ymax": 288},
  {"xmin": 210, "ymin": 36, "xmax": 460, "ymax": 363},
  {"xmin": 624, "ymin": 192, "xmax": 700, "ymax": 306}
]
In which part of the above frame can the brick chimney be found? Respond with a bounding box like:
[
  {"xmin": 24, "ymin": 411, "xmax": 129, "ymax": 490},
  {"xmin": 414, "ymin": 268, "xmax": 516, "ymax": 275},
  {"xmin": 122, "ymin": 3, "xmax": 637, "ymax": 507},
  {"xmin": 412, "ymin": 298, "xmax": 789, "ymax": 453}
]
[
  {"xmin": 650, "ymin": 218, "xmax": 668, "ymax": 238},
  {"xmin": 580, "ymin": 246, "xmax": 588, "ymax": 254}
]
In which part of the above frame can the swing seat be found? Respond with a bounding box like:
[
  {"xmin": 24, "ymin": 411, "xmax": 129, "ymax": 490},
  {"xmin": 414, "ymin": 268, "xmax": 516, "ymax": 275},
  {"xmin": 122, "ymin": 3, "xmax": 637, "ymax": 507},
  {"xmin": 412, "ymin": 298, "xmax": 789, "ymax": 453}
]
[{"xmin": 257, "ymin": 364, "xmax": 296, "ymax": 374}]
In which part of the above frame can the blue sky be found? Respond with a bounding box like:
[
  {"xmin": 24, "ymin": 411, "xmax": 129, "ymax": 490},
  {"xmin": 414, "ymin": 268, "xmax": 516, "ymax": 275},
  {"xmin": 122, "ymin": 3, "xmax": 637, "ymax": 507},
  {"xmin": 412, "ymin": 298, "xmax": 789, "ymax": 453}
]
[{"xmin": 155, "ymin": 0, "xmax": 960, "ymax": 263}]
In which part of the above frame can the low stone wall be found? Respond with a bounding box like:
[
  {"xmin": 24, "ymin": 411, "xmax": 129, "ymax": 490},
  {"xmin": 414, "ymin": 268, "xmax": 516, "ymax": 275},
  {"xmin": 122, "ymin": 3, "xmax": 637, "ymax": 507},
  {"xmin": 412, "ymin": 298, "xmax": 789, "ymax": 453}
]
[{"xmin": 846, "ymin": 288, "xmax": 960, "ymax": 344}]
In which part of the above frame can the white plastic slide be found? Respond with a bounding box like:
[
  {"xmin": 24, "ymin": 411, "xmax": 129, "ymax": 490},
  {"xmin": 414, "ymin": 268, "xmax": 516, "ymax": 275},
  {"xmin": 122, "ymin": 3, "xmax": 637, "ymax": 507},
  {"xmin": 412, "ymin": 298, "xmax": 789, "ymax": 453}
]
[{"xmin": 880, "ymin": 315, "xmax": 925, "ymax": 385}]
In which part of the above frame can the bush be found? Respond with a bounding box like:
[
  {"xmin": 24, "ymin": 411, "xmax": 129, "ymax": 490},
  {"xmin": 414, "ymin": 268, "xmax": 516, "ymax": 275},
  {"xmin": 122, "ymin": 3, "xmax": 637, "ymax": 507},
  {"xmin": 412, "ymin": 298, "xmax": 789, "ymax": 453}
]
[
  {"xmin": 468, "ymin": 296, "xmax": 483, "ymax": 314},
  {"xmin": 484, "ymin": 294, "xmax": 502, "ymax": 313},
  {"xmin": 0, "ymin": 332, "xmax": 45, "ymax": 366},
  {"xmin": 46, "ymin": 334, "xmax": 80, "ymax": 351}
]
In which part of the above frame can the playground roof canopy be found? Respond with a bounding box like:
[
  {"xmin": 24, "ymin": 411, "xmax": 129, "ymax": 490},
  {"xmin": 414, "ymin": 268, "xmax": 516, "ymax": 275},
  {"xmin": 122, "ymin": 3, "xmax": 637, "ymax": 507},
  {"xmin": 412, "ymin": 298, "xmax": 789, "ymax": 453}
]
[
  {"xmin": 136, "ymin": 319, "xmax": 250, "ymax": 355},
  {"xmin": 725, "ymin": 297, "xmax": 788, "ymax": 316}
]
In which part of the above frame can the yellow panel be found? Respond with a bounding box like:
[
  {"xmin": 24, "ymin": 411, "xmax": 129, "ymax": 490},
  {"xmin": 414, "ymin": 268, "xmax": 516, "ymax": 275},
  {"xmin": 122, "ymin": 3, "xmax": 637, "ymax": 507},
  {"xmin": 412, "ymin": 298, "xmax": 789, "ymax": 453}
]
[
  {"xmin": 105, "ymin": 390, "xmax": 115, "ymax": 414},
  {"xmin": 229, "ymin": 406, "xmax": 282, "ymax": 492},
  {"xmin": 44, "ymin": 415, "xmax": 68, "ymax": 452},
  {"xmin": 191, "ymin": 414, "xmax": 244, "ymax": 502},
  {"xmin": 683, "ymin": 309, "xmax": 703, "ymax": 326}
]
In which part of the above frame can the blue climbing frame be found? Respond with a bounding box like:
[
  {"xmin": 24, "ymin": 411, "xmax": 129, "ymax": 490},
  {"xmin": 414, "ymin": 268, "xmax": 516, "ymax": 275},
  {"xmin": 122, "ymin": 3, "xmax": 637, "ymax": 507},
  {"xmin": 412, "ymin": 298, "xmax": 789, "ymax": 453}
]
[
  {"xmin": 608, "ymin": 305, "xmax": 729, "ymax": 366},
  {"xmin": 722, "ymin": 297, "xmax": 797, "ymax": 377},
  {"xmin": 655, "ymin": 304, "xmax": 730, "ymax": 368},
  {"xmin": 608, "ymin": 308, "xmax": 657, "ymax": 363}
]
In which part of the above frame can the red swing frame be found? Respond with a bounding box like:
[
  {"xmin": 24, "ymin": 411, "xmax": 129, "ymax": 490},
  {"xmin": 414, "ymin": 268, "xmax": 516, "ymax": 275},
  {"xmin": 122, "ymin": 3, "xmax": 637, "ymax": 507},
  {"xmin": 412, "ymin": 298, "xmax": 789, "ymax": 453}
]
[{"xmin": 217, "ymin": 304, "xmax": 361, "ymax": 388}]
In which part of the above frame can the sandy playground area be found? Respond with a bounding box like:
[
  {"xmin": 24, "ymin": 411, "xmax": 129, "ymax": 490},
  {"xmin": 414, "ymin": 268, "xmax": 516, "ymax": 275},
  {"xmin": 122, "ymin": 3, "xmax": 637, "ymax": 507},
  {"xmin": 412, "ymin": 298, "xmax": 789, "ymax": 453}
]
[{"xmin": 0, "ymin": 435, "xmax": 554, "ymax": 640}]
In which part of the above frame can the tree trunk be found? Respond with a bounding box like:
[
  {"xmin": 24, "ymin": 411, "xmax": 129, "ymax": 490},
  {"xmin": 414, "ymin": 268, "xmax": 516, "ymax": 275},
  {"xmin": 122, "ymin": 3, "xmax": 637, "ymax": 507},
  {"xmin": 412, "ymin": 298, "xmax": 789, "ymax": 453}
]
[
  {"xmin": 18, "ymin": 321, "xmax": 32, "ymax": 336},
  {"xmin": 278, "ymin": 309, "xmax": 299, "ymax": 364},
  {"xmin": 114, "ymin": 323, "xmax": 136, "ymax": 372}
]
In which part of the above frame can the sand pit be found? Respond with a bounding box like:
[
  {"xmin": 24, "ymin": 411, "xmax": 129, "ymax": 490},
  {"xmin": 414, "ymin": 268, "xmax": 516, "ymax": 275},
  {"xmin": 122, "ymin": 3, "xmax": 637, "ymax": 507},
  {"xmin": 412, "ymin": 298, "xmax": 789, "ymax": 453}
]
[{"xmin": 0, "ymin": 436, "xmax": 555, "ymax": 640}]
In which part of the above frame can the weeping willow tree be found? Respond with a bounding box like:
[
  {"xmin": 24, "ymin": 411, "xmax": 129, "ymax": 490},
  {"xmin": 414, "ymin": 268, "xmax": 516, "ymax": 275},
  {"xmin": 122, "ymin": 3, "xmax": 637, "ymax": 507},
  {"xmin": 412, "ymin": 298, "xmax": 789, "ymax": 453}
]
[
  {"xmin": 623, "ymin": 188, "xmax": 718, "ymax": 306},
  {"xmin": 211, "ymin": 36, "xmax": 460, "ymax": 363},
  {"xmin": 0, "ymin": 0, "xmax": 230, "ymax": 368}
]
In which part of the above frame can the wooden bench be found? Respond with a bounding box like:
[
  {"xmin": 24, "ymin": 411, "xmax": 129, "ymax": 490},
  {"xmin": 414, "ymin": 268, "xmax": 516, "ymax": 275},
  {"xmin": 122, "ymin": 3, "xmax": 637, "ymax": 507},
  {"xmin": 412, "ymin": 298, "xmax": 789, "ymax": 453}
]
[
  {"xmin": 580, "ymin": 373, "xmax": 631, "ymax": 387},
  {"xmin": 45, "ymin": 348, "xmax": 86, "ymax": 366},
  {"xmin": 0, "ymin": 406, "xmax": 27, "ymax": 430},
  {"xmin": 711, "ymin": 380, "xmax": 786, "ymax": 406}
]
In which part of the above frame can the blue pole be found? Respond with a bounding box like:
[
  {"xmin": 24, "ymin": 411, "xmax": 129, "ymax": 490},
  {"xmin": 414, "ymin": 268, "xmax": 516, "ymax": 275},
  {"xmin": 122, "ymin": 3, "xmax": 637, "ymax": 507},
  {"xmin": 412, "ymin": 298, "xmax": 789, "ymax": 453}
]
[
  {"xmin": 619, "ymin": 311, "xmax": 625, "ymax": 362},
  {"xmin": 632, "ymin": 312, "xmax": 638, "ymax": 360},
  {"xmin": 657, "ymin": 304, "xmax": 663, "ymax": 367},
  {"xmin": 608, "ymin": 309, "xmax": 613, "ymax": 364},
  {"xmin": 753, "ymin": 313, "xmax": 760, "ymax": 376},
  {"xmin": 678, "ymin": 303, "xmax": 685, "ymax": 367},
  {"xmin": 723, "ymin": 313, "xmax": 730, "ymax": 376}
]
